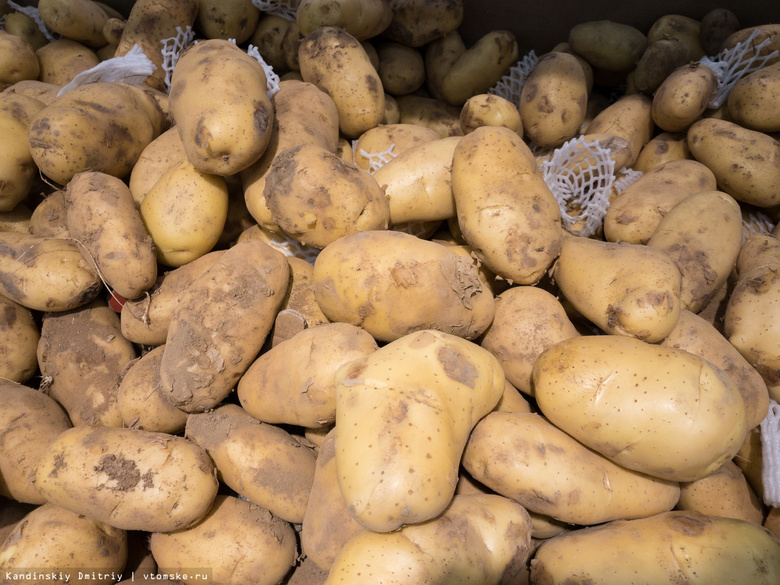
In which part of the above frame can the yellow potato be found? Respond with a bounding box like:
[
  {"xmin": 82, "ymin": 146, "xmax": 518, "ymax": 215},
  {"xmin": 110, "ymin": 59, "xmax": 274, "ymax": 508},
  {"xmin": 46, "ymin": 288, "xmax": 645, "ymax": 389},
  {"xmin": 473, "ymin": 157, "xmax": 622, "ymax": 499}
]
[
  {"xmin": 128, "ymin": 126, "xmax": 189, "ymax": 207},
  {"xmin": 0, "ymin": 91, "xmax": 45, "ymax": 212},
  {"xmin": 425, "ymin": 30, "xmax": 466, "ymax": 101},
  {"xmin": 633, "ymin": 131, "xmax": 691, "ymax": 173},
  {"xmin": 0, "ymin": 296, "xmax": 39, "ymax": 383},
  {"xmin": 568, "ymin": 20, "xmax": 648, "ymax": 73},
  {"xmin": 352, "ymin": 122, "xmax": 440, "ymax": 171},
  {"xmin": 376, "ymin": 41, "xmax": 426, "ymax": 96},
  {"xmin": 38, "ymin": 0, "xmax": 109, "ymax": 49},
  {"xmin": 652, "ymin": 62, "xmax": 718, "ymax": 132},
  {"xmin": 248, "ymin": 13, "xmax": 293, "ymax": 73},
  {"xmin": 677, "ymin": 461, "xmax": 763, "ymax": 525},
  {"xmin": 584, "ymin": 93, "xmax": 654, "ymax": 168},
  {"xmin": 459, "ymin": 93, "xmax": 523, "ymax": 135},
  {"xmin": 35, "ymin": 38, "xmax": 100, "ymax": 86},
  {"xmin": 296, "ymin": 0, "xmax": 392, "ymax": 41},
  {"xmin": 381, "ymin": 0, "xmax": 464, "ymax": 48},
  {"xmin": 396, "ymin": 94, "xmax": 464, "ymax": 137},
  {"xmin": 196, "ymin": 0, "xmax": 260, "ymax": 43},
  {"xmin": 728, "ymin": 62, "xmax": 780, "ymax": 132},
  {"xmin": 647, "ymin": 14, "xmax": 706, "ymax": 60},
  {"xmin": 3, "ymin": 12, "xmax": 49, "ymax": 51}
]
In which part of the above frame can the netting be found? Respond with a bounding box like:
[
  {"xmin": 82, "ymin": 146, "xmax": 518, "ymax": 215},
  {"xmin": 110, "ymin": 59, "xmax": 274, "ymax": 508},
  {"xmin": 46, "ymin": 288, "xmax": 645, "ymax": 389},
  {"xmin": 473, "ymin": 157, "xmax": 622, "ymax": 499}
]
[
  {"xmin": 540, "ymin": 136, "xmax": 616, "ymax": 238},
  {"xmin": 488, "ymin": 50, "xmax": 539, "ymax": 108},
  {"xmin": 246, "ymin": 44, "xmax": 281, "ymax": 98},
  {"xmin": 742, "ymin": 209, "xmax": 776, "ymax": 243},
  {"xmin": 161, "ymin": 26, "xmax": 196, "ymax": 93},
  {"xmin": 761, "ymin": 400, "xmax": 780, "ymax": 507},
  {"xmin": 251, "ymin": 0, "xmax": 299, "ymax": 21},
  {"xmin": 699, "ymin": 28, "xmax": 780, "ymax": 109},
  {"xmin": 56, "ymin": 44, "xmax": 157, "ymax": 96},
  {"xmin": 353, "ymin": 141, "xmax": 398, "ymax": 174}
]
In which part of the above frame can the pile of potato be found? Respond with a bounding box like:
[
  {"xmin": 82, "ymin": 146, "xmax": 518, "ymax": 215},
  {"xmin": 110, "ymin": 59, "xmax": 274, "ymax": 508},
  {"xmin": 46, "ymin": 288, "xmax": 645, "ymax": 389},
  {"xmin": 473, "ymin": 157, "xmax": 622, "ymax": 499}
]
[{"xmin": 2, "ymin": 0, "xmax": 780, "ymax": 583}]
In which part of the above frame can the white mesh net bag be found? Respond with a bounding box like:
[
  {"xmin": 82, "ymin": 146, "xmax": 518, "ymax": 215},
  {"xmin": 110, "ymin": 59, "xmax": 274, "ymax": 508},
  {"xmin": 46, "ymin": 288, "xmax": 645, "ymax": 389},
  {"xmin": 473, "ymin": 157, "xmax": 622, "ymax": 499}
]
[
  {"xmin": 352, "ymin": 140, "xmax": 398, "ymax": 175},
  {"xmin": 161, "ymin": 25, "xmax": 196, "ymax": 92},
  {"xmin": 742, "ymin": 208, "xmax": 776, "ymax": 244},
  {"xmin": 488, "ymin": 50, "xmax": 538, "ymax": 108},
  {"xmin": 244, "ymin": 43, "xmax": 281, "ymax": 98},
  {"xmin": 56, "ymin": 44, "xmax": 157, "ymax": 96},
  {"xmin": 540, "ymin": 136, "xmax": 616, "ymax": 238},
  {"xmin": 761, "ymin": 400, "xmax": 780, "ymax": 507},
  {"xmin": 699, "ymin": 28, "xmax": 780, "ymax": 109},
  {"xmin": 252, "ymin": 0, "xmax": 299, "ymax": 21}
]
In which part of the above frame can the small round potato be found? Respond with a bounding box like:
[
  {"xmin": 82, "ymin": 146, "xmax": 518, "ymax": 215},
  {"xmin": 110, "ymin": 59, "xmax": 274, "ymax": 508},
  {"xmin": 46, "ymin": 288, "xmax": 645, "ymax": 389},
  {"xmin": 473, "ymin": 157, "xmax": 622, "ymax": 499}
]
[
  {"xmin": 459, "ymin": 93, "xmax": 523, "ymax": 135},
  {"xmin": 0, "ymin": 30, "xmax": 40, "ymax": 90}
]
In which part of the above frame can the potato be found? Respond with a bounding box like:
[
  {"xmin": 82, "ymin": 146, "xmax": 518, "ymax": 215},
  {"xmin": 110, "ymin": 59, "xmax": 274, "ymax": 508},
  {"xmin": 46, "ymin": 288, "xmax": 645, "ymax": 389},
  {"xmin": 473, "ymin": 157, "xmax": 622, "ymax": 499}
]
[
  {"xmin": 0, "ymin": 30, "xmax": 39, "ymax": 91},
  {"xmin": 0, "ymin": 294, "xmax": 38, "ymax": 383},
  {"xmin": 463, "ymin": 411, "xmax": 680, "ymax": 525},
  {"xmin": 38, "ymin": 0, "xmax": 109, "ymax": 49},
  {"xmin": 263, "ymin": 143, "xmax": 390, "ymax": 249},
  {"xmin": 298, "ymin": 26, "xmax": 385, "ymax": 138},
  {"xmin": 352, "ymin": 122, "xmax": 440, "ymax": 172},
  {"xmin": 651, "ymin": 62, "xmax": 718, "ymax": 132},
  {"xmin": 375, "ymin": 41, "xmax": 426, "ymax": 96},
  {"xmin": 0, "ymin": 232, "xmax": 101, "ymax": 312},
  {"xmin": 425, "ymin": 30, "xmax": 466, "ymax": 101},
  {"xmin": 113, "ymin": 0, "xmax": 199, "ymax": 91},
  {"xmin": 584, "ymin": 93, "xmax": 654, "ymax": 168},
  {"xmin": 128, "ymin": 126, "xmax": 189, "ymax": 207},
  {"xmin": 646, "ymin": 190, "xmax": 743, "ymax": 313},
  {"xmin": 117, "ymin": 345, "xmax": 188, "ymax": 434},
  {"xmin": 530, "ymin": 511, "xmax": 780, "ymax": 585},
  {"xmin": 459, "ymin": 93, "xmax": 523, "ymax": 135},
  {"xmin": 0, "ymin": 381, "xmax": 71, "ymax": 504},
  {"xmin": 64, "ymin": 172, "xmax": 157, "ymax": 300},
  {"xmin": 297, "ymin": 0, "xmax": 392, "ymax": 41},
  {"xmin": 3, "ymin": 12, "xmax": 49, "ymax": 51},
  {"xmin": 28, "ymin": 191, "xmax": 69, "ymax": 237},
  {"xmin": 0, "ymin": 91, "xmax": 45, "ymax": 212},
  {"xmin": 301, "ymin": 428, "xmax": 365, "ymax": 572},
  {"xmin": 727, "ymin": 62, "xmax": 780, "ymax": 132},
  {"xmin": 676, "ymin": 461, "xmax": 763, "ymax": 524},
  {"xmin": 568, "ymin": 20, "xmax": 647, "ymax": 73},
  {"xmin": 533, "ymin": 335, "xmax": 748, "ymax": 482},
  {"xmin": 149, "ymin": 495, "xmax": 297, "ymax": 585},
  {"xmin": 158, "ymin": 239, "xmax": 289, "ymax": 412},
  {"xmin": 333, "ymin": 330, "xmax": 504, "ymax": 532},
  {"xmin": 438, "ymin": 30, "xmax": 518, "ymax": 106},
  {"xmin": 373, "ymin": 136, "xmax": 460, "ymax": 225},
  {"xmin": 632, "ymin": 38, "xmax": 691, "ymax": 94},
  {"xmin": 720, "ymin": 24, "xmax": 780, "ymax": 65},
  {"xmin": 185, "ymin": 404, "xmax": 317, "ymax": 524},
  {"xmin": 139, "ymin": 159, "xmax": 229, "ymax": 267},
  {"xmin": 661, "ymin": 309, "xmax": 770, "ymax": 430},
  {"xmin": 519, "ymin": 51, "xmax": 588, "ymax": 148},
  {"xmin": 324, "ymin": 493, "xmax": 532, "ymax": 585},
  {"xmin": 480, "ymin": 285, "xmax": 580, "ymax": 396},
  {"xmin": 238, "ymin": 323, "xmax": 378, "ymax": 428},
  {"xmin": 689, "ymin": 118, "xmax": 780, "ymax": 208},
  {"xmin": 699, "ymin": 8, "xmax": 741, "ymax": 55},
  {"xmin": 120, "ymin": 250, "xmax": 226, "ymax": 346},
  {"xmin": 0, "ymin": 503, "xmax": 127, "ymax": 585},
  {"xmin": 603, "ymin": 159, "xmax": 717, "ymax": 244},
  {"xmin": 35, "ymin": 38, "xmax": 100, "ymax": 86},
  {"xmin": 396, "ymin": 94, "xmax": 464, "ymax": 137},
  {"xmin": 382, "ymin": 0, "xmax": 463, "ymax": 48},
  {"xmin": 249, "ymin": 13, "xmax": 293, "ymax": 73},
  {"xmin": 647, "ymin": 14, "xmax": 706, "ymax": 61},
  {"xmin": 38, "ymin": 300, "xmax": 137, "ymax": 427},
  {"xmin": 312, "ymin": 230, "xmax": 495, "ymax": 343},
  {"xmin": 633, "ymin": 131, "xmax": 691, "ymax": 173},
  {"xmin": 33, "ymin": 425, "xmax": 218, "ymax": 532},
  {"xmin": 452, "ymin": 126, "xmax": 562, "ymax": 285},
  {"xmin": 196, "ymin": 0, "xmax": 260, "ymax": 43},
  {"xmin": 169, "ymin": 39, "xmax": 273, "ymax": 176},
  {"xmin": 2, "ymin": 79, "xmax": 61, "ymax": 106},
  {"xmin": 29, "ymin": 82, "xmax": 166, "ymax": 186}
]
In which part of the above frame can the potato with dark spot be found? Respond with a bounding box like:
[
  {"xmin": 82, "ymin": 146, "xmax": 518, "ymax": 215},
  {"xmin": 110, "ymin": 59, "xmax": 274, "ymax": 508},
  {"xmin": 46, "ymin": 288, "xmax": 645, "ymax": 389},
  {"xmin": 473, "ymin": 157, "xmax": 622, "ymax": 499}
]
[
  {"xmin": 382, "ymin": 0, "xmax": 464, "ymax": 48},
  {"xmin": 196, "ymin": 0, "xmax": 260, "ymax": 44},
  {"xmin": 585, "ymin": 93, "xmax": 654, "ymax": 168},
  {"xmin": 332, "ymin": 329, "xmax": 505, "ymax": 532},
  {"xmin": 296, "ymin": 0, "xmax": 392, "ymax": 41},
  {"xmin": 185, "ymin": 404, "xmax": 317, "ymax": 524},
  {"xmin": 459, "ymin": 93, "xmax": 523, "ymax": 135},
  {"xmin": 38, "ymin": 0, "xmax": 109, "ymax": 49},
  {"xmin": 33, "ymin": 425, "xmax": 218, "ymax": 532},
  {"xmin": 633, "ymin": 131, "xmax": 691, "ymax": 173},
  {"xmin": 727, "ymin": 62, "xmax": 780, "ymax": 133},
  {"xmin": 652, "ymin": 62, "xmax": 718, "ymax": 132}
]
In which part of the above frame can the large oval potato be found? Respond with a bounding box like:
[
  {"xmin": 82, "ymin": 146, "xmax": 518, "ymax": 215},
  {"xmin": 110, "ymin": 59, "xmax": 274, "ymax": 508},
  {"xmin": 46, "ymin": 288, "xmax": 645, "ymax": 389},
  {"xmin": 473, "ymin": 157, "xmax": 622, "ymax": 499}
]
[
  {"xmin": 652, "ymin": 62, "xmax": 718, "ymax": 132},
  {"xmin": 532, "ymin": 335, "xmax": 748, "ymax": 482},
  {"xmin": 38, "ymin": 0, "xmax": 109, "ymax": 49},
  {"xmin": 33, "ymin": 425, "xmax": 218, "ymax": 532},
  {"xmin": 312, "ymin": 230, "xmax": 495, "ymax": 343}
]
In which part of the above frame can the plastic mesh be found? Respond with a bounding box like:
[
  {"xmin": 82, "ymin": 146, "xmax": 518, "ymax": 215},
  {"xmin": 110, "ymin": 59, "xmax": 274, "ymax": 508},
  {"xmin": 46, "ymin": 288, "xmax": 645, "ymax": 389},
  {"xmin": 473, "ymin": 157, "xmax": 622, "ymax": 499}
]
[
  {"xmin": 57, "ymin": 44, "xmax": 157, "ymax": 96},
  {"xmin": 699, "ymin": 28, "xmax": 780, "ymax": 109},
  {"xmin": 761, "ymin": 400, "xmax": 780, "ymax": 507},
  {"xmin": 246, "ymin": 44, "xmax": 281, "ymax": 98},
  {"xmin": 161, "ymin": 25, "xmax": 196, "ymax": 93},
  {"xmin": 7, "ymin": 1, "xmax": 57, "ymax": 41},
  {"xmin": 488, "ymin": 50, "xmax": 539, "ymax": 108},
  {"xmin": 353, "ymin": 141, "xmax": 398, "ymax": 174},
  {"xmin": 612, "ymin": 168, "xmax": 644, "ymax": 195},
  {"xmin": 252, "ymin": 0, "xmax": 299, "ymax": 21},
  {"xmin": 742, "ymin": 209, "xmax": 776, "ymax": 244},
  {"xmin": 540, "ymin": 135, "xmax": 616, "ymax": 238},
  {"xmin": 262, "ymin": 228, "xmax": 321, "ymax": 264}
]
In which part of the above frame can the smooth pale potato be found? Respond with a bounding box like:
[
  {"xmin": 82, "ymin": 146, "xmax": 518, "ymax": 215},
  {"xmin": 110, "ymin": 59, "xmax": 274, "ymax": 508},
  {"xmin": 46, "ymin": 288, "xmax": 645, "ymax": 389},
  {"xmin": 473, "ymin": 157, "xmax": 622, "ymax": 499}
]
[
  {"xmin": 603, "ymin": 159, "xmax": 717, "ymax": 244},
  {"xmin": 149, "ymin": 495, "xmax": 297, "ymax": 585},
  {"xmin": 531, "ymin": 511, "xmax": 780, "ymax": 585},
  {"xmin": 661, "ymin": 309, "xmax": 770, "ymax": 430},
  {"xmin": 652, "ymin": 62, "xmax": 718, "ymax": 132},
  {"xmin": 532, "ymin": 335, "xmax": 748, "ymax": 482},
  {"xmin": 687, "ymin": 117, "xmax": 780, "ymax": 208},
  {"xmin": 0, "ymin": 30, "xmax": 40, "ymax": 90},
  {"xmin": 0, "ymin": 296, "xmax": 39, "ymax": 383},
  {"xmin": 382, "ymin": 0, "xmax": 464, "ymax": 48},
  {"xmin": 298, "ymin": 26, "xmax": 385, "ymax": 138},
  {"xmin": 373, "ymin": 136, "xmax": 460, "ymax": 225},
  {"xmin": 65, "ymin": 172, "xmax": 157, "ymax": 300},
  {"xmin": 519, "ymin": 51, "xmax": 588, "ymax": 148},
  {"xmin": 185, "ymin": 404, "xmax": 317, "ymax": 524},
  {"xmin": 333, "ymin": 330, "xmax": 505, "ymax": 532},
  {"xmin": 158, "ymin": 240, "xmax": 289, "ymax": 412},
  {"xmin": 0, "ymin": 232, "xmax": 101, "ymax": 312},
  {"xmin": 128, "ymin": 126, "xmax": 189, "ymax": 207},
  {"xmin": 727, "ymin": 62, "xmax": 780, "ymax": 132},
  {"xmin": 296, "ymin": 0, "xmax": 392, "ymax": 40},
  {"xmin": 480, "ymin": 286, "xmax": 580, "ymax": 396},
  {"xmin": 196, "ymin": 0, "xmax": 260, "ymax": 43},
  {"xmin": 676, "ymin": 461, "xmax": 763, "ymax": 524},
  {"xmin": 33, "ymin": 425, "xmax": 218, "ymax": 532},
  {"xmin": 459, "ymin": 93, "xmax": 523, "ymax": 135},
  {"xmin": 238, "ymin": 322, "xmax": 378, "ymax": 428},
  {"xmin": 352, "ymin": 123, "xmax": 440, "ymax": 171},
  {"xmin": 568, "ymin": 20, "xmax": 648, "ymax": 73},
  {"xmin": 463, "ymin": 411, "xmax": 680, "ymax": 525},
  {"xmin": 263, "ymin": 143, "xmax": 390, "ymax": 249},
  {"xmin": 0, "ymin": 381, "xmax": 72, "ymax": 504},
  {"xmin": 116, "ymin": 345, "xmax": 188, "ymax": 434},
  {"xmin": 633, "ymin": 131, "xmax": 691, "ymax": 172},
  {"xmin": 452, "ymin": 126, "xmax": 562, "ymax": 285},
  {"xmin": 646, "ymin": 190, "xmax": 743, "ymax": 313},
  {"xmin": 585, "ymin": 93, "xmax": 654, "ymax": 168},
  {"xmin": 139, "ymin": 159, "xmax": 229, "ymax": 267},
  {"xmin": 0, "ymin": 503, "xmax": 127, "ymax": 585},
  {"xmin": 35, "ymin": 38, "xmax": 100, "ymax": 86},
  {"xmin": 38, "ymin": 300, "xmax": 137, "ymax": 428},
  {"xmin": 312, "ymin": 230, "xmax": 495, "ymax": 343},
  {"xmin": 38, "ymin": 0, "xmax": 109, "ymax": 49}
]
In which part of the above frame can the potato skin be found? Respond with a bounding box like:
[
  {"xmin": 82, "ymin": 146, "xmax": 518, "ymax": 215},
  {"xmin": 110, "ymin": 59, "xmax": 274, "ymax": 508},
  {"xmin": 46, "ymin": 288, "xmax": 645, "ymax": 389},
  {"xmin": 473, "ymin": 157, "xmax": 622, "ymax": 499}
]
[
  {"xmin": 382, "ymin": 0, "xmax": 464, "ymax": 48},
  {"xmin": 651, "ymin": 62, "xmax": 717, "ymax": 132},
  {"xmin": 532, "ymin": 335, "xmax": 748, "ymax": 482},
  {"xmin": 0, "ymin": 295, "xmax": 40, "ymax": 383},
  {"xmin": 312, "ymin": 230, "xmax": 495, "ymax": 343},
  {"xmin": 728, "ymin": 62, "xmax": 780, "ymax": 132},
  {"xmin": 38, "ymin": 0, "xmax": 109, "ymax": 49},
  {"xmin": 568, "ymin": 20, "xmax": 648, "ymax": 73},
  {"xmin": 0, "ymin": 31, "xmax": 40, "ymax": 90},
  {"xmin": 297, "ymin": 0, "xmax": 392, "ymax": 40},
  {"xmin": 33, "ymin": 426, "xmax": 218, "ymax": 532},
  {"xmin": 584, "ymin": 93, "xmax": 654, "ymax": 168},
  {"xmin": 0, "ymin": 92, "xmax": 45, "ymax": 212}
]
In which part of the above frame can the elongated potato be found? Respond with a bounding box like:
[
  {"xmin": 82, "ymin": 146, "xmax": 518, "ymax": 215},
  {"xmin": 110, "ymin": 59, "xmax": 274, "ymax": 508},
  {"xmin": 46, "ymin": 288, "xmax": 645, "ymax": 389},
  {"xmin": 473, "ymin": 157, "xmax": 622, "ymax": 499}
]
[
  {"xmin": 38, "ymin": 0, "xmax": 109, "ymax": 49},
  {"xmin": 0, "ymin": 295, "xmax": 39, "ymax": 383},
  {"xmin": 463, "ymin": 411, "xmax": 680, "ymax": 525},
  {"xmin": 34, "ymin": 425, "xmax": 218, "ymax": 532},
  {"xmin": 333, "ymin": 329, "xmax": 505, "ymax": 532},
  {"xmin": 452, "ymin": 125, "xmax": 562, "ymax": 285},
  {"xmin": 568, "ymin": 20, "xmax": 647, "ymax": 73},
  {"xmin": 0, "ymin": 92, "xmax": 45, "ymax": 212},
  {"xmin": 382, "ymin": 0, "xmax": 464, "ymax": 48},
  {"xmin": 296, "ymin": 0, "xmax": 392, "ymax": 40},
  {"xmin": 651, "ymin": 62, "xmax": 718, "ymax": 132},
  {"xmin": 584, "ymin": 93, "xmax": 654, "ymax": 168},
  {"xmin": 532, "ymin": 335, "xmax": 748, "ymax": 482},
  {"xmin": 312, "ymin": 230, "xmax": 495, "ymax": 343}
]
